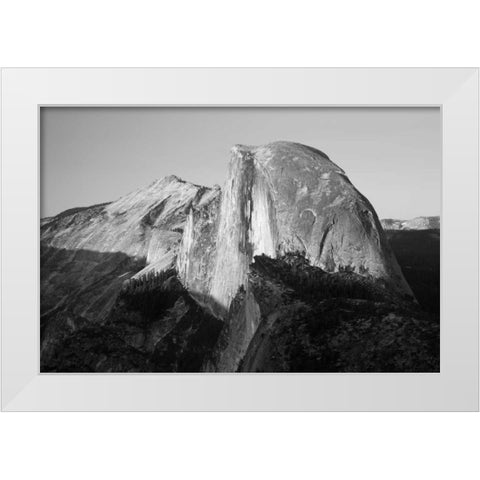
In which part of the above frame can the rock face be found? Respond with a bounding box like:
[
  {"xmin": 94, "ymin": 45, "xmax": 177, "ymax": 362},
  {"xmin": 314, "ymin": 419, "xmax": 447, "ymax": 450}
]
[
  {"xmin": 178, "ymin": 142, "xmax": 413, "ymax": 317},
  {"xmin": 41, "ymin": 141, "xmax": 437, "ymax": 373},
  {"xmin": 381, "ymin": 216, "xmax": 440, "ymax": 231},
  {"xmin": 41, "ymin": 175, "xmax": 218, "ymax": 275}
]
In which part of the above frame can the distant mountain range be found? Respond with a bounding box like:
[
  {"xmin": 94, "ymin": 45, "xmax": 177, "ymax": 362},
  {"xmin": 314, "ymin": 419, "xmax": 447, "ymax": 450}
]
[{"xmin": 381, "ymin": 216, "xmax": 440, "ymax": 231}]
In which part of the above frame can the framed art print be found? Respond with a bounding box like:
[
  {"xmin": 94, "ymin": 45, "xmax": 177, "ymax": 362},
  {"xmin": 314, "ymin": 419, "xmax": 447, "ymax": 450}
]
[{"xmin": 1, "ymin": 68, "xmax": 478, "ymax": 411}]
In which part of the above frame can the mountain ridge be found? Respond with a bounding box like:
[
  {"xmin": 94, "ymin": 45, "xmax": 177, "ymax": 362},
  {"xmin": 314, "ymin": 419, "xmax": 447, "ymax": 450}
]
[{"xmin": 381, "ymin": 216, "xmax": 440, "ymax": 231}]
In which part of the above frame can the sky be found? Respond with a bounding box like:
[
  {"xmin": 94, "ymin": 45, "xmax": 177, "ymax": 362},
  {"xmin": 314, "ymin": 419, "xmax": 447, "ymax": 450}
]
[{"xmin": 41, "ymin": 107, "xmax": 441, "ymax": 219}]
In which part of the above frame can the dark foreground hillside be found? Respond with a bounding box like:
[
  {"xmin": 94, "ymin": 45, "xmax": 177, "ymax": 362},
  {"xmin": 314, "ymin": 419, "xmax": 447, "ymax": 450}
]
[
  {"xmin": 41, "ymin": 265, "xmax": 223, "ymax": 372},
  {"xmin": 42, "ymin": 249, "xmax": 439, "ymax": 373},
  {"xmin": 237, "ymin": 254, "xmax": 439, "ymax": 372}
]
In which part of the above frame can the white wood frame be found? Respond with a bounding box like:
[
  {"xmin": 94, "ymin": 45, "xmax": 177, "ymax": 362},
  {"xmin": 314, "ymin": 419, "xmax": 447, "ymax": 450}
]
[{"xmin": 1, "ymin": 68, "xmax": 478, "ymax": 411}]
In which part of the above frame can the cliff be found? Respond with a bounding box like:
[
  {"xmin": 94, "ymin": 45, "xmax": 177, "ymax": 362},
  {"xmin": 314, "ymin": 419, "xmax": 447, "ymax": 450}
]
[
  {"xmin": 178, "ymin": 141, "xmax": 414, "ymax": 317},
  {"xmin": 42, "ymin": 175, "xmax": 218, "ymax": 279}
]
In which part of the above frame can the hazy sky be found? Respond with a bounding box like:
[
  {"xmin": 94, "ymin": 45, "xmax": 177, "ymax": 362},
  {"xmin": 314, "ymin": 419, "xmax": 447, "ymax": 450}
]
[{"xmin": 41, "ymin": 107, "xmax": 441, "ymax": 219}]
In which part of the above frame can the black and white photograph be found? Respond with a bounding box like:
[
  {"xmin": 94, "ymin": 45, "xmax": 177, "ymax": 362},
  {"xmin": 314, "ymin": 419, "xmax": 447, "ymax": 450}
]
[{"xmin": 40, "ymin": 107, "xmax": 441, "ymax": 373}]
